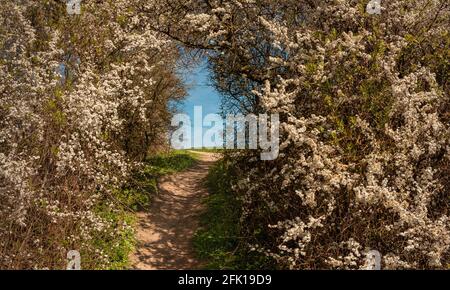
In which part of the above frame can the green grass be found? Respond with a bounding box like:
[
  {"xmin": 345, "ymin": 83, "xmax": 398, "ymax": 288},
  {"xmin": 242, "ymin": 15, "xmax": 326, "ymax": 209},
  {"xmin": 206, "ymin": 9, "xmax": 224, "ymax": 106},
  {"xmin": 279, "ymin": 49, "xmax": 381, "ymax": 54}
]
[
  {"xmin": 189, "ymin": 147, "xmax": 225, "ymax": 153},
  {"xmin": 114, "ymin": 150, "xmax": 198, "ymax": 212},
  {"xmin": 94, "ymin": 150, "xmax": 198, "ymax": 269},
  {"xmin": 144, "ymin": 150, "xmax": 198, "ymax": 175},
  {"xmin": 193, "ymin": 158, "xmax": 274, "ymax": 269},
  {"xmin": 92, "ymin": 204, "xmax": 136, "ymax": 270},
  {"xmin": 193, "ymin": 159, "xmax": 242, "ymax": 269}
]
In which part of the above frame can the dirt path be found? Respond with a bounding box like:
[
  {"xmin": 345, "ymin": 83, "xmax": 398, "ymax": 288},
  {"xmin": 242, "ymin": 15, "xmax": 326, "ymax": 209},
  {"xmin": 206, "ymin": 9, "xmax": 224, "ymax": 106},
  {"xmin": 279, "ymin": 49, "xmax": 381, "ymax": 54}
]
[{"xmin": 129, "ymin": 151, "xmax": 218, "ymax": 269}]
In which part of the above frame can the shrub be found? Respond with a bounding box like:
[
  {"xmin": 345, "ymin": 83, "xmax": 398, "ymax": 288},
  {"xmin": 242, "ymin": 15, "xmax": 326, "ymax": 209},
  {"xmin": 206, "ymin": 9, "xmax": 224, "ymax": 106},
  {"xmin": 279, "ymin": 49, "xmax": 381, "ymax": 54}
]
[
  {"xmin": 0, "ymin": 0, "xmax": 184, "ymax": 269},
  {"xmin": 156, "ymin": 0, "xmax": 450, "ymax": 269}
]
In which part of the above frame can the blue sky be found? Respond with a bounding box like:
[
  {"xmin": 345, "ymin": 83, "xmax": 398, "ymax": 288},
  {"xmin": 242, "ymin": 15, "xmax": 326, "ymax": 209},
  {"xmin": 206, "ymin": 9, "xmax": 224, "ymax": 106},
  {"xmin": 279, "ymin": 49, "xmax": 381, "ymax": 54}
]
[
  {"xmin": 181, "ymin": 61, "xmax": 220, "ymax": 118},
  {"xmin": 178, "ymin": 61, "xmax": 222, "ymax": 148}
]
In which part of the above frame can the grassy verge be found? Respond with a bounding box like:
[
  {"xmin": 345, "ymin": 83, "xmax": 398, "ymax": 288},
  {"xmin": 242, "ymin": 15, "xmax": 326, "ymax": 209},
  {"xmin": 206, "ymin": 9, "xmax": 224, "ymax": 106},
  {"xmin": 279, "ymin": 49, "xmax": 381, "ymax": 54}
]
[
  {"xmin": 189, "ymin": 147, "xmax": 225, "ymax": 153},
  {"xmin": 193, "ymin": 158, "xmax": 274, "ymax": 269},
  {"xmin": 193, "ymin": 158, "xmax": 243, "ymax": 269},
  {"xmin": 95, "ymin": 150, "xmax": 198, "ymax": 269}
]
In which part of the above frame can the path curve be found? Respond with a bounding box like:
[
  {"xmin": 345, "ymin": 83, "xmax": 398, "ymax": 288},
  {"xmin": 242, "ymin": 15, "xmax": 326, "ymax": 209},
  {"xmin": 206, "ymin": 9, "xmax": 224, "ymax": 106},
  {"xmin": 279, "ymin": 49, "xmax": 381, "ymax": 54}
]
[{"xmin": 130, "ymin": 151, "xmax": 219, "ymax": 269}]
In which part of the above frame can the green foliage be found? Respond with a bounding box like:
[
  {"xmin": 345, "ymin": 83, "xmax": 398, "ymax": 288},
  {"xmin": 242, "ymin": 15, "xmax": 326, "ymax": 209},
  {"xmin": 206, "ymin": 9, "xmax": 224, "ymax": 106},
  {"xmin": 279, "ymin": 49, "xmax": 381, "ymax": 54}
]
[
  {"xmin": 92, "ymin": 204, "xmax": 136, "ymax": 270},
  {"xmin": 114, "ymin": 150, "xmax": 197, "ymax": 211},
  {"xmin": 144, "ymin": 150, "xmax": 197, "ymax": 175},
  {"xmin": 93, "ymin": 150, "xmax": 197, "ymax": 269},
  {"xmin": 194, "ymin": 191, "xmax": 240, "ymax": 269},
  {"xmin": 193, "ymin": 158, "xmax": 273, "ymax": 269},
  {"xmin": 190, "ymin": 148, "xmax": 225, "ymax": 153},
  {"xmin": 194, "ymin": 159, "xmax": 239, "ymax": 269},
  {"xmin": 45, "ymin": 91, "xmax": 67, "ymax": 126}
]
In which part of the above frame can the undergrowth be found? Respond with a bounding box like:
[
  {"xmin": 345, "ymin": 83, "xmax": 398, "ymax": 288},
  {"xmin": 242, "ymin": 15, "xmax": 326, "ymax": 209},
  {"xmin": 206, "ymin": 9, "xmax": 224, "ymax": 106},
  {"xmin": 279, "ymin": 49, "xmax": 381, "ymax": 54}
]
[
  {"xmin": 193, "ymin": 157, "xmax": 273, "ymax": 269},
  {"xmin": 96, "ymin": 150, "xmax": 197, "ymax": 269}
]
